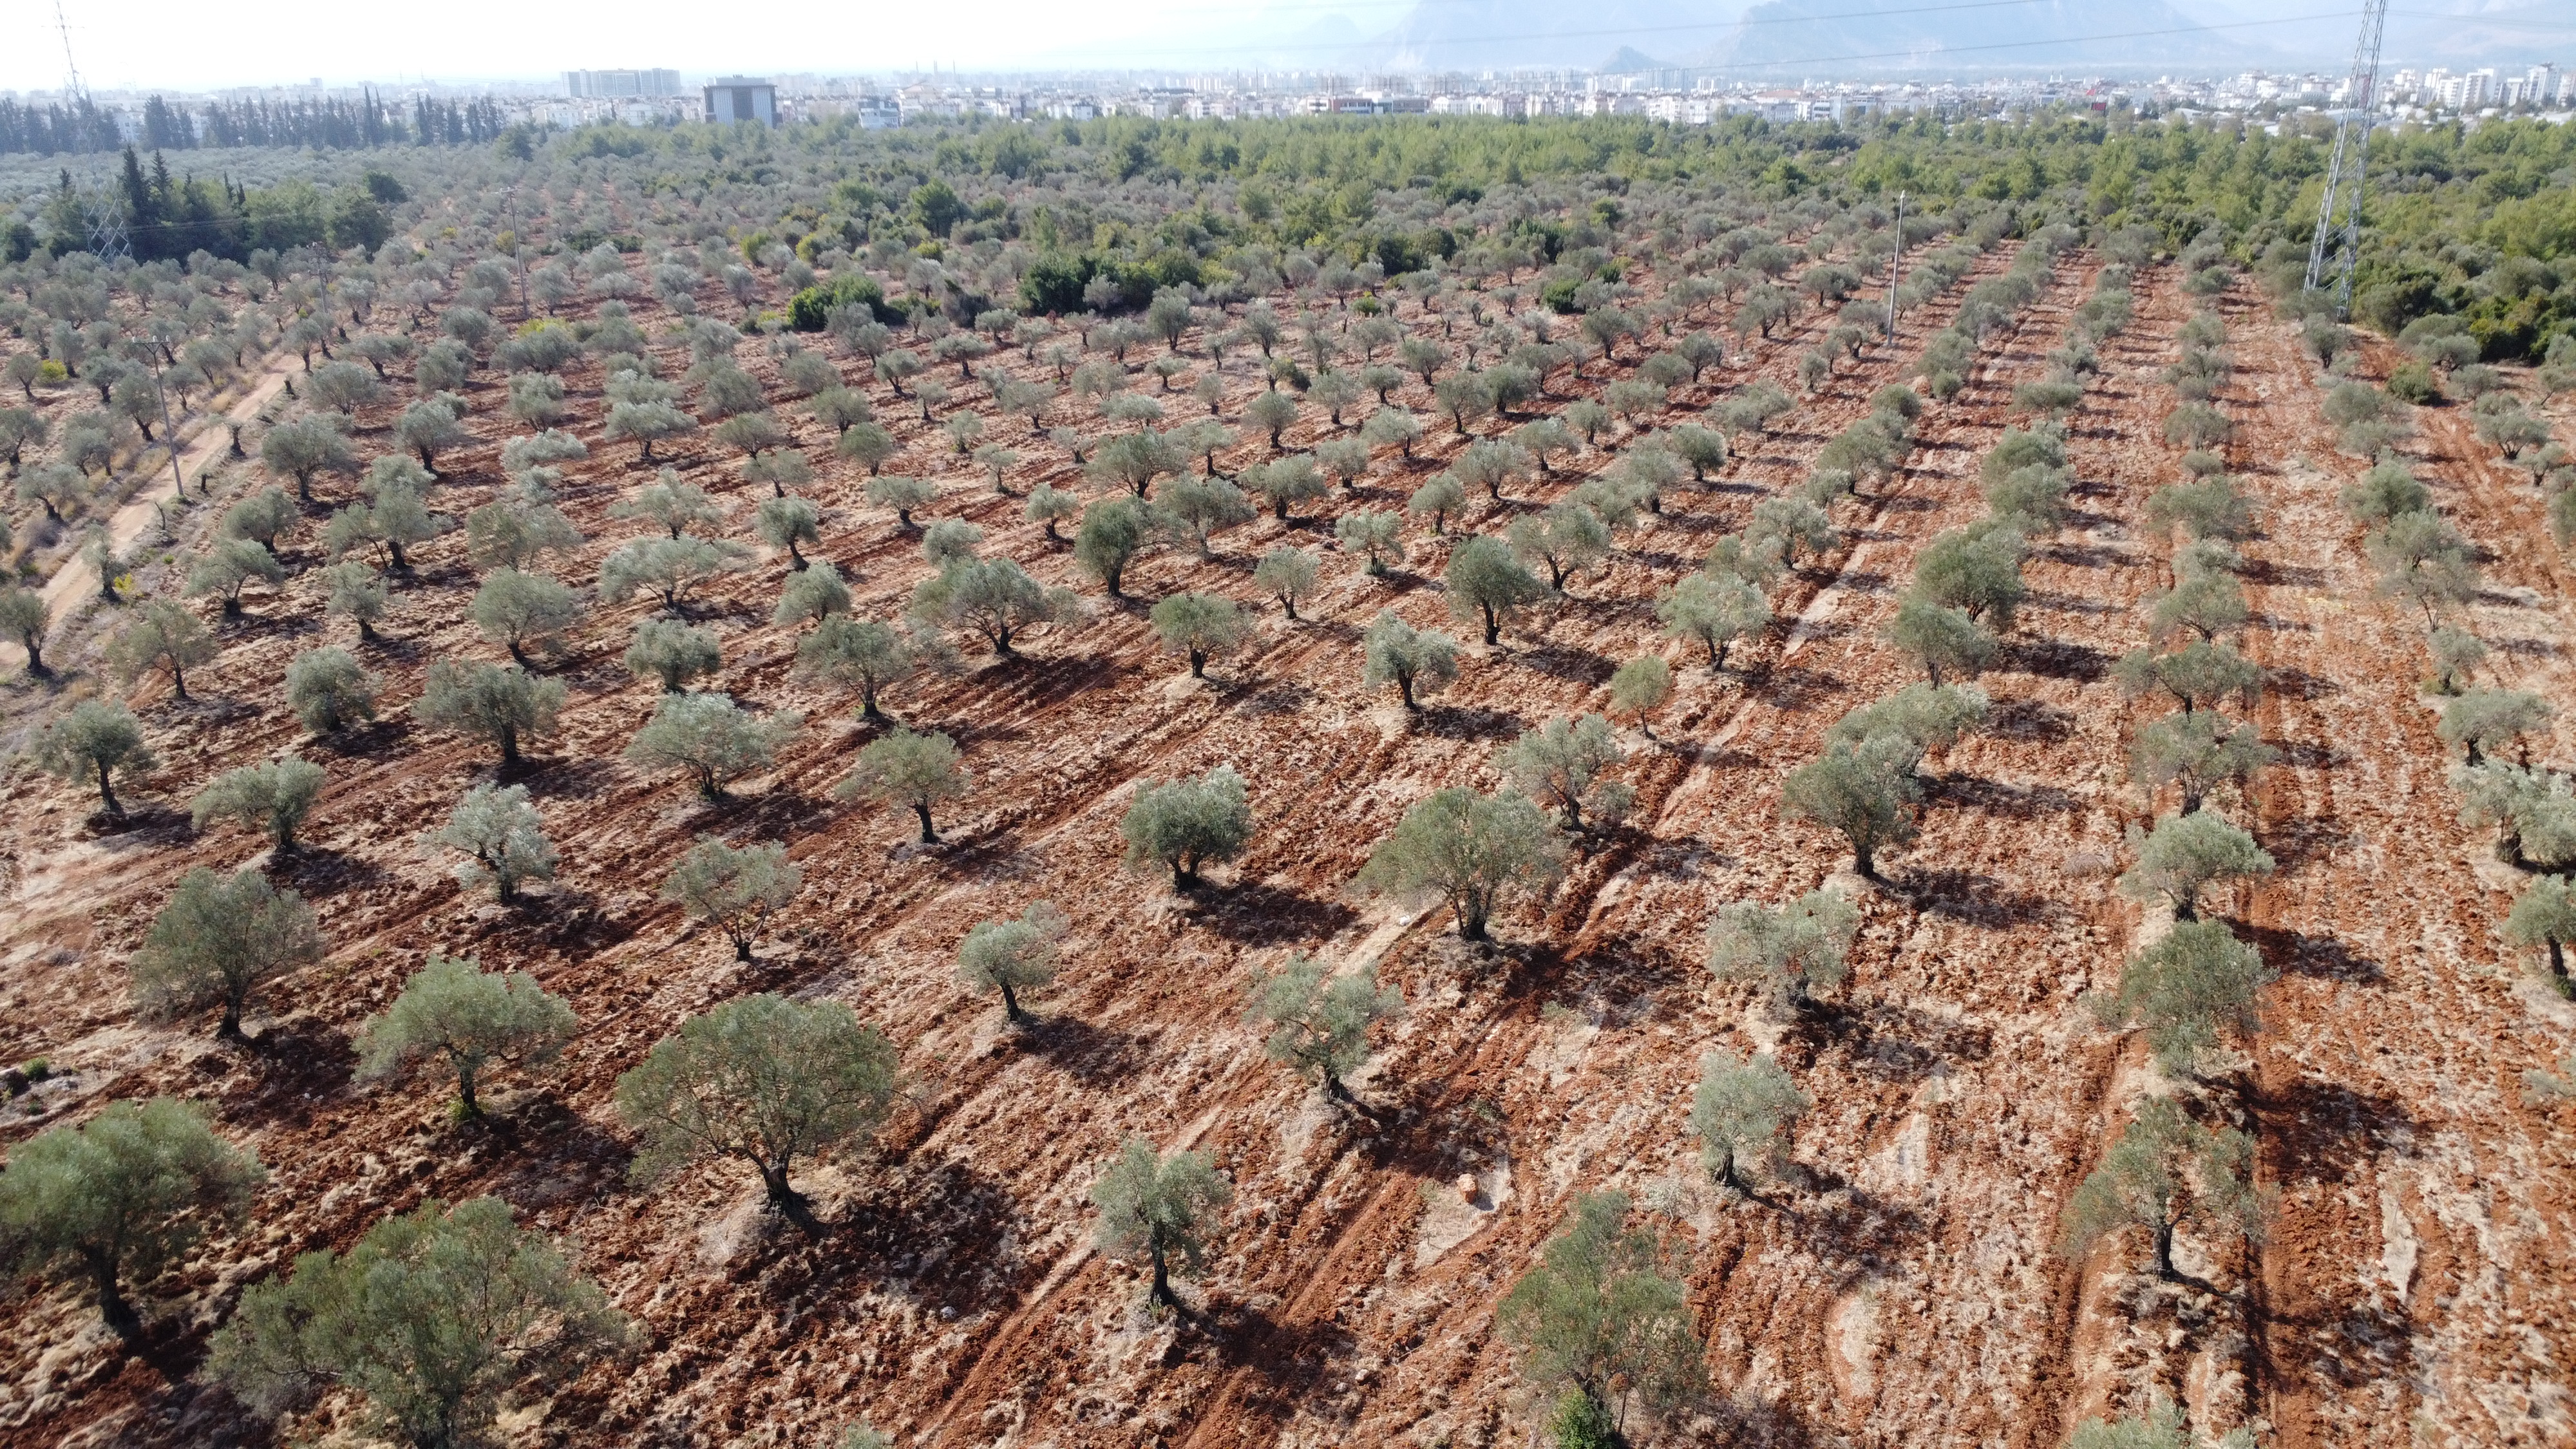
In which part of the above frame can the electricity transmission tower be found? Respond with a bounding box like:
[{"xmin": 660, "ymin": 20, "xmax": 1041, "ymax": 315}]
[
  {"xmin": 2302, "ymin": 0, "xmax": 2390, "ymax": 318},
  {"xmin": 54, "ymin": 0, "xmax": 132, "ymax": 262}
]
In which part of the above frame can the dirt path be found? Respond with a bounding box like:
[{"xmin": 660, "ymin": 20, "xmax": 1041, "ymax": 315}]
[{"xmin": 1, "ymin": 353, "xmax": 298, "ymax": 672}]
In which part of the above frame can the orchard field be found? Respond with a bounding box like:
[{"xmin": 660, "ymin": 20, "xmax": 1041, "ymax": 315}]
[{"xmin": 0, "ymin": 111, "xmax": 2572, "ymax": 1449}]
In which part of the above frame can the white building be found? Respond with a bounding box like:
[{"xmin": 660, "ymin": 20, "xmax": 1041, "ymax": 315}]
[{"xmin": 564, "ymin": 69, "xmax": 681, "ymax": 99}]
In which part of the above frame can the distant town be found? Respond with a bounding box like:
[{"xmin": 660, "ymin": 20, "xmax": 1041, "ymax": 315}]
[{"xmin": 0, "ymin": 57, "xmax": 2568, "ymax": 154}]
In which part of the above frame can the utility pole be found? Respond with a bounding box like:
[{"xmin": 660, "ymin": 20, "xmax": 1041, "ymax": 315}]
[
  {"xmin": 2304, "ymin": 0, "xmax": 2391, "ymax": 318},
  {"xmin": 53, "ymin": 0, "xmax": 130, "ymax": 263},
  {"xmin": 1886, "ymin": 191, "xmax": 1906, "ymax": 343}
]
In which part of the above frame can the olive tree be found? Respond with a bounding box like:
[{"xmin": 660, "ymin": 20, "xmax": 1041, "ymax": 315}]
[
  {"xmin": 321, "ymin": 560, "xmax": 388, "ymax": 642},
  {"xmin": 1090, "ymin": 1137, "xmax": 1231, "ymax": 1309},
  {"xmin": 191, "ymin": 755, "xmax": 328, "ymax": 855},
  {"xmin": 2505, "ymin": 875, "xmax": 2576, "ymax": 989},
  {"xmin": 1886, "ymin": 599, "xmax": 1996, "ymax": 686},
  {"xmin": 1254, "ymin": 546, "xmax": 1321, "ymax": 620},
  {"xmin": 797, "ymin": 616, "xmax": 930, "ymax": 723},
  {"xmin": 911, "ymin": 556, "xmax": 1077, "ymax": 656},
  {"xmin": 955, "ymin": 901, "xmax": 1069, "ymax": 1024},
  {"xmin": 1707, "ymin": 887, "xmax": 1859, "ymax": 1014},
  {"xmin": 0, "ymin": 1097, "xmax": 263, "ymax": 1339},
  {"xmin": 1780, "ymin": 734, "xmax": 1920, "ymax": 878},
  {"xmin": 2130, "ymin": 712, "xmax": 2276, "ymax": 814},
  {"xmin": 1361, "ymin": 612, "xmax": 1460, "ymax": 711},
  {"xmin": 661, "ymin": 837, "xmax": 803, "ymax": 962},
  {"xmin": 210, "ymin": 1196, "xmax": 632, "ymax": 1446},
  {"xmin": 1506, "ymin": 503, "xmax": 1611, "ymax": 592},
  {"xmin": 1911, "ymin": 522, "xmax": 2027, "ymax": 630},
  {"xmin": 624, "ymin": 693, "xmax": 799, "ymax": 800},
  {"xmin": 1072, "ymin": 497, "xmax": 1151, "ymax": 597},
  {"xmin": 1244, "ymin": 954, "xmax": 1402, "ymax": 1105},
  {"xmin": 599, "ymin": 536, "xmax": 750, "ymax": 612},
  {"xmin": 2117, "ymin": 811, "xmax": 2276, "ymax": 922},
  {"xmin": 775, "ymin": 561, "xmax": 853, "ymax": 627},
  {"xmin": 614, "ymin": 470, "xmax": 727, "ymax": 537},
  {"xmin": 2061, "ymin": 1097, "xmax": 2260, "ymax": 1280},
  {"xmin": 615, "ymin": 992, "xmax": 896, "ymax": 1222},
  {"xmin": 2114, "ymin": 640, "xmax": 2262, "ymax": 716},
  {"xmin": 1150, "ymin": 592, "xmax": 1251, "ymax": 679},
  {"xmin": 130, "ymin": 866, "xmax": 325, "ymax": 1040},
  {"xmin": 623, "ymin": 618, "xmax": 723, "ymax": 692},
  {"xmin": 2439, "ymin": 688, "xmax": 2552, "ymax": 766},
  {"xmin": 186, "ymin": 538, "xmax": 287, "ymax": 616},
  {"xmin": 1334, "ymin": 511, "xmax": 1405, "ymax": 576},
  {"xmin": 426, "ymin": 783, "xmax": 558, "ymax": 904},
  {"xmin": 1495, "ymin": 1192, "xmax": 1707, "ymax": 1442},
  {"xmin": 1690, "ymin": 1050, "xmax": 1810, "ymax": 1192},
  {"xmin": 838, "ymin": 728, "xmax": 971, "ymax": 842},
  {"xmin": 1657, "ymin": 573, "xmax": 1770, "ymax": 671},
  {"xmin": 106, "ymin": 599, "xmax": 216, "ymax": 699},
  {"xmin": 2093, "ymin": 919, "xmax": 2273, "ymax": 1077},
  {"xmin": 469, "ymin": 569, "xmax": 583, "ymax": 667},
  {"xmin": 1357, "ymin": 787, "xmax": 1565, "ymax": 941},
  {"xmin": 1497, "ymin": 714, "xmax": 1631, "ymax": 832},
  {"xmin": 1607, "ymin": 654, "xmax": 1673, "ymax": 739},
  {"xmin": 356, "ymin": 954, "xmax": 577, "ymax": 1117},
  {"xmin": 0, "ymin": 587, "xmax": 50, "ymax": 675},
  {"xmin": 1120, "ymin": 765, "xmax": 1255, "ymax": 889},
  {"xmin": 414, "ymin": 660, "xmax": 566, "ymax": 765},
  {"xmin": 284, "ymin": 647, "xmax": 383, "ymax": 734},
  {"xmin": 31, "ymin": 699, "xmax": 156, "ymax": 817},
  {"xmin": 1446, "ymin": 535, "xmax": 1552, "ymax": 646}
]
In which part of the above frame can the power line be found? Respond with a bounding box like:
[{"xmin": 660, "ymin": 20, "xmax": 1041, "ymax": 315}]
[{"xmin": 52, "ymin": 0, "xmax": 129, "ymax": 263}]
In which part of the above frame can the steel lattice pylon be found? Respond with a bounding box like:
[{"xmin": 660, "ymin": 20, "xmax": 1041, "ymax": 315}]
[
  {"xmin": 2304, "ymin": 0, "xmax": 2391, "ymax": 318},
  {"xmin": 54, "ymin": 0, "xmax": 130, "ymax": 263}
]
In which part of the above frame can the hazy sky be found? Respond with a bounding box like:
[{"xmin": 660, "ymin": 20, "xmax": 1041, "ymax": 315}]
[{"xmin": 0, "ymin": 0, "xmax": 1420, "ymax": 93}]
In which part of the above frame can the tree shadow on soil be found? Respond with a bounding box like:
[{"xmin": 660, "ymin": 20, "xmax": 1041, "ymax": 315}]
[
  {"xmin": 2254, "ymin": 1074, "xmax": 2413, "ymax": 1190},
  {"xmin": 2005, "ymin": 635, "xmax": 2110, "ymax": 682},
  {"xmin": 1893, "ymin": 868, "xmax": 2061, "ymax": 928},
  {"xmin": 1189, "ymin": 880, "xmax": 1359, "ymax": 947},
  {"xmin": 2240, "ymin": 922, "xmax": 2381, "ymax": 984},
  {"xmin": 1931, "ymin": 773, "xmax": 2082, "ymax": 820},
  {"xmin": 1804, "ymin": 999, "xmax": 1994, "ymax": 1084},
  {"xmin": 1023, "ymin": 1015, "xmax": 1154, "ymax": 1086},
  {"xmin": 1417, "ymin": 703, "xmax": 1524, "ymax": 741}
]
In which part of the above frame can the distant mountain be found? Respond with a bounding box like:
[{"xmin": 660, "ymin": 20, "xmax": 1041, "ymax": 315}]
[
  {"xmin": 1689, "ymin": 0, "xmax": 2275, "ymax": 77},
  {"xmin": 1372, "ymin": 0, "xmax": 1750, "ymax": 73}
]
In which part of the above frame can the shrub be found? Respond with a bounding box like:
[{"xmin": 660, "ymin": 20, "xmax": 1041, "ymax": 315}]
[
  {"xmin": 956, "ymin": 902, "xmax": 1069, "ymax": 1024},
  {"xmin": 1090, "ymin": 1137, "xmax": 1231, "ymax": 1309},
  {"xmin": 1244, "ymin": 954, "xmax": 1403, "ymax": 1104},
  {"xmin": 1497, "ymin": 714, "xmax": 1632, "ymax": 832},
  {"xmin": 356, "ymin": 954, "xmax": 576, "ymax": 1117},
  {"xmin": 837, "ymin": 728, "xmax": 971, "ymax": 842},
  {"xmin": 1691, "ymin": 1050, "xmax": 1810, "ymax": 1191},
  {"xmin": 1361, "ymin": 612, "xmax": 1461, "ymax": 710},
  {"xmin": 414, "ymin": 660, "xmax": 566, "ymax": 765},
  {"xmin": 1495, "ymin": 1193, "xmax": 1707, "ymax": 1434},
  {"xmin": 1707, "ymin": 887, "xmax": 1859, "ymax": 1014},
  {"xmin": 1120, "ymin": 765, "xmax": 1255, "ymax": 889},
  {"xmin": 1357, "ymin": 787, "xmax": 1564, "ymax": 940},
  {"xmin": 2117, "ymin": 811, "xmax": 2275, "ymax": 921},
  {"xmin": 2095, "ymin": 918, "xmax": 2274, "ymax": 1077},
  {"xmin": 2061, "ymin": 1097, "xmax": 2260, "ymax": 1279},
  {"xmin": 426, "ymin": 784, "xmax": 558, "ymax": 904},
  {"xmin": 469, "ymin": 569, "xmax": 583, "ymax": 666},
  {"xmin": 0, "ymin": 1097, "xmax": 262, "ymax": 1338},
  {"xmin": 1781, "ymin": 734, "xmax": 1919, "ymax": 878},
  {"xmin": 210, "ymin": 1196, "xmax": 631, "ymax": 1444},
  {"xmin": 1446, "ymin": 536, "xmax": 1552, "ymax": 646},
  {"xmin": 106, "ymin": 599, "xmax": 216, "ymax": 698},
  {"xmin": 30, "ymin": 699, "xmax": 156, "ymax": 816},
  {"xmin": 131, "ymin": 867, "xmax": 325, "ymax": 1040},
  {"xmin": 1150, "ymin": 592, "xmax": 1251, "ymax": 678},
  {"xmin": 624, "ymin": 692, "xmax": 798, "ymax": 800},
  {"xmin": 191, "ymin": 755, "xmax": 327, "ymax": 855}
]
